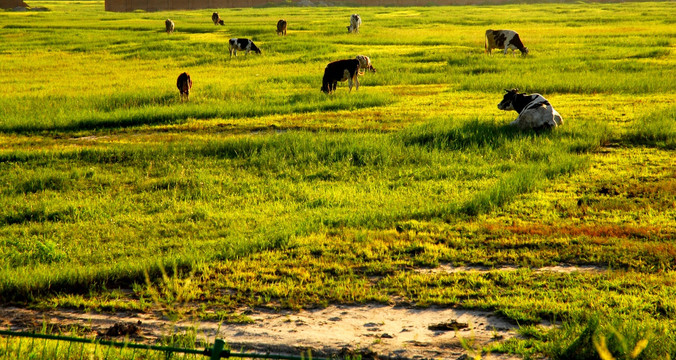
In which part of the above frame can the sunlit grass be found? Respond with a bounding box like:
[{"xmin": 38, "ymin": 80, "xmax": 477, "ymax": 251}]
[{"xmin": 1, "ymin": 1, "xmax": 675, "ymax": 358}]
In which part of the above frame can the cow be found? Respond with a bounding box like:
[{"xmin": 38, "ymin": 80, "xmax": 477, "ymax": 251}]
[
  {"xmin": 485, "ymin": 29, "xmax": 529, "ymax": 56},
  {"xmin": 212, "ymin": 12, "xmax": 224, "ymax": 26},
  {"xmin": 176, "ymin": 72, "xmax": 193, "ymax": 101},
  {"xmin": 497, "ymin": 89, "xmax": 563, "ymax": 130},
  {"xmin": 229, "ymin": 38, "xmax": 261, "ymax": 57},
  {"xmin": 165, "ymin": 19, "xmax": 174, "ymax": 34},
  {"xmin": 347, "ymin": 14, "xmax": 361, "ymax": 33},
  {"xmin": 321, "ymin": 59, "xmax": 361, "ymax": 94},
  {"xmin": 277, "ymin": 19, "xmax": 287, "ymax": 36},
  {"xmin": 355, "ymin": 55, "xmax": 376, "ymax": 75}
]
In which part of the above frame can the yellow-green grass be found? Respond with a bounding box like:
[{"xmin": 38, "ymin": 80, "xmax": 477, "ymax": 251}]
[{"xmin": 1, "ymin": 1, "xmax": 675, "ymax": 358}]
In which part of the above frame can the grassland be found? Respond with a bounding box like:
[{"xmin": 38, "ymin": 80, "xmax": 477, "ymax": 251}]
[{"xmin": 0, "ymin": 0, "xmax": 675, "ymax": 358}]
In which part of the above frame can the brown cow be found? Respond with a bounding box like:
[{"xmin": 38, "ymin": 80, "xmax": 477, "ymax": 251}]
[
  {"xmin": 321, "ymin": 59, "xmax": 360, "ymax": 94},
  {"xmin": 277, "ymin": 19, "xmax": 287, "ymax": 36},
  {"xmin": 212, "ymin": 12, "xmax": 224, "ymax": 26},
  {"xmin": 165, "ymin": 19, "xmax": 174, "ymax": 34},
  {"xmin": 176, "ymin": 72, "xmax": 192, "ymax": 101}
]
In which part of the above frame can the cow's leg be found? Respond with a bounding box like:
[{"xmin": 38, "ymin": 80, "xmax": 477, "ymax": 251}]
[{"xmin": 354, "ymin": 74, "xmax": 359, "ymax": 91}]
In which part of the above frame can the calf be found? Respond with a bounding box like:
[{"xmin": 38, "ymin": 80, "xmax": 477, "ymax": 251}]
[
  {"xmin": 347, "ymin": 14, "xmax": 361, "ymax": 33},
  {"xmin": 485, "ymin": 29, "xmax": 529, "ymax": 56},
  {"xmin": 355, "ymin": 55, "xmax": 376, "ymax": 75},
  {"xmin": 165, "ymin": 19, "xmax": 174, "ymax": 34},
  {"xmin": 176, "ymin": 72, "xmax": 193, "ymax": 101},
  {"xmin": 497, "ymin": 89, "xmax": 562, "ymax": 130},
  {"xmin": 212, "ymin": 12, "xmax": 224, "ymax": 26},
  {"xmin": 229, "ymin": 38, "xmax": 262, "ymax": 57},
  {"xmin": 321, "ymin": 59, "xmax": 361, "ymax": 94},
  {"xmin": 277, "ymin": 19, "xmax": 287, "ymax": 35}
]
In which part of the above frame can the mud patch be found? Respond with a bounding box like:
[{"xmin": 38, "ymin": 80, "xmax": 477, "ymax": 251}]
[
  {"xmin": 0, "ymin": 305, "xmax": 521, "ymax": 359},
  {"xmin": 416, "ymin": 264, "xmax": 605, "ymax": 275}
]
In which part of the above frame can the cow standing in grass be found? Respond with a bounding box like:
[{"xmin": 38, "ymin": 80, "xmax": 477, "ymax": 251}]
[
  {"xmin": 165, "ymin": 19, "xmax": 174, "ymax": 33},
  {"xmin": 212, "ymin": 12, "xmax": 224, "ymax": 26},
  {"xmin": 485, "ymin": 29, "xmax": 529, "ymax": 56},
  {"xmin": 229, "ymin": 38, "xmax": 261, "ymax": 57},
  {"xmin": 497, "ymin": 89, "xmax": 562, "ymax": 130},
  {"xmin": 355, "ymin": 55, "xmax": 376, "ymax": 75},
  {"xmin": 321, "ymin": 59, "xmax": 361, "ymax": 94},
  {"xmin": 347, "ymin": 14, "xmax": 361, "ymax": 33},
  {"xmin": 277, "ymin": 19, "xmax": 287, "ymax": 35},
  {"xmin": 176, "ymin": 72, "xmax": 193, "ymax": 101}
]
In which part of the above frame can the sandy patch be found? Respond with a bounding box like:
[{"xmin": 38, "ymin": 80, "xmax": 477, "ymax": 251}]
[
  {"xmin": 0, "ymin": 305, "xmax": 522, "ymax": 359},
  {"xmin": 416, "ymin": 264, "xmax": 605, "ymax": 275}
]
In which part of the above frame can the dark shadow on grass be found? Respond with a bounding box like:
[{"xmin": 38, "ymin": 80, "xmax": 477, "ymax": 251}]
[{"xmin": 399, "ymin": 118, "xmax": 545, "ymax": 151}]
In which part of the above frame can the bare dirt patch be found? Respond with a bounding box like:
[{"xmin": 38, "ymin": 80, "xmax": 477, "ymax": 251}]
[
  {"xmin": 0, "ymin": 305, "xmax": 522, "ymax": 359},
  {"xmin": 416, "ymin": 264, "xmax": 606, "ymax": 275}
]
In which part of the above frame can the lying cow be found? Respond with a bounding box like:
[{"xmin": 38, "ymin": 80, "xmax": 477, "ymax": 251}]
[
  {"xmin": 212, "ymin": 12, "xmax": 225, "ymax": 26},
  {"xmin": 277, "ymin": 19, "xmax": 287, "ymax": 36},
  {"xmin": 356, "ymin": 55, "xmax": 376, "ymax": 75},
  {"xmin": 497, "ymin": 89, "xmax": 563, "ymax": 130},
  {"xmin": 176, "ymin": 72, "xmax": 193, "ymax": 101},
  {"xmin": 347, "ymin": 14, "xmax": 361, "ymax": 33},
  {"xmin": 485, "ymin": 29, "xmax": 529, "ymax": 56},
  {"xmin": 165, "ymin": 19, "xmax": 174, "ymax": 34},
  {"xmin": 229, "ymin": 38, "xmax": 262, "ymax": 57},
  {"xmin": 321, "ymin": 59, "xmax": 361, "ymax": 94}
]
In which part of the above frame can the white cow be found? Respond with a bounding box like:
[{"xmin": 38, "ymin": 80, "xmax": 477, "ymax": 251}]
[
  {"xmin": 497, "ymin": 89, "xmax": 562, "ymax": 130},
  {"xmin": 347, "ymin": 14, "xmax": 361, "ymax": 33}
]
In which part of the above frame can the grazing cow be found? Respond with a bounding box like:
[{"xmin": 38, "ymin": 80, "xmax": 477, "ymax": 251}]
[
  {"xmin": 355, "ymin": 55, "xmax": 376, "ymax": 75},
  {"xmin": 485, "ymin": 29, "xmax": 529, "ymax": 56},
  {"xmin": 321, "ymin": 59, "xmax": 361, "ymax": 94},
  {"xmin": 497, "ymin": 89, "xmax": 563, "ymax": 130},
  {"xmin": 176, "ymin": 72, "xmax": 193, "ymax": 101},
  {"xmin": 165, "ymin": 19, "xmax": 174, "ymax": 34},
  {"xmin": 347, "ymin": 14, "xmax": 361, "ymax": 33},
  {"xmin": 229, "ymin": 38, "xmax": 261, "ymax": 57},
  {"xmin": 277, "ymin": 19, "xmax": 287, "ymax": 36},
  {"xmin": 212, "ymin": 12, "xmax": 224, "ymax": 26}
]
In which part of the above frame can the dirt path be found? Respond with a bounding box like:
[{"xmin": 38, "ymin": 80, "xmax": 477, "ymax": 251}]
[{"xmin": 0, "ymin": 304, "xmax": 522, "ymax": 359}]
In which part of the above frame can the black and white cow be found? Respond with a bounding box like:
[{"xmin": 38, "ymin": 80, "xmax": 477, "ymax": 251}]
[
  {"xmin": 485, "ymin": 29, "xmax": 529, "ymax": 56},
  {"xmin": 165, "ymin": 19, "xmax": 174, "ymax": 34},
  {"xmin": 176, "ymin": 72, "xmax": 193, "ymax": 101},
  {"xmin": 347, "ymin": 14, "xmax": 361, "ymax": 33},
  {"xmin": 228, "ymin": 38, "xmax": 261, "ymax": 57},
  {"xmin": 497, "ymin": 89, "xmax": 563, "ymax": 130},
  {"xmin": 321, "ymin": 59, "xmax": 361, "ymax": 94},
  {"xmin": 277, "ymin": 19, "xmax": 287, "ymax": 36},
  {"xmin": 212, "ymin": 12, "xmax": 224, "ymax": 26}
]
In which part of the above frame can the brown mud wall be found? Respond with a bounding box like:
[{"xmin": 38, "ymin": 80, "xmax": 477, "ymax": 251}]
[
  {"xmin": 105, "ymin": 0, "xmax": 513, "ymax": 12},
  {"xmin": 1, "ymin": 0, "xmax": 28, "ymax": 8}
]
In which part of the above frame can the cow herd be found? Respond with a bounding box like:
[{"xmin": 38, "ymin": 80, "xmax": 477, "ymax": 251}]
[{"xmin": 168, "ymin": 13, "xmax": 562, "ymax": 130}]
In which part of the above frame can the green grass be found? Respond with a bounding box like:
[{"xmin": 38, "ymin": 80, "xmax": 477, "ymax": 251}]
[{"xmin": 1, "ymin": 1, "xmax": 675, "ymax": 358}]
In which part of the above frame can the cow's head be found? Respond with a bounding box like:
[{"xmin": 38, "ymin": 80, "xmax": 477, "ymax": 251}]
[
  {"xmin": 498, "ymin": 88, "xmax": 519, "ymax": 111},
  {"xmin": 321, "ymin": 82, "xmax": 330, "ymax": 94},
  {"xmin": 521, "ymin": 47, "xmax": 529, "ymax": 56}
]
